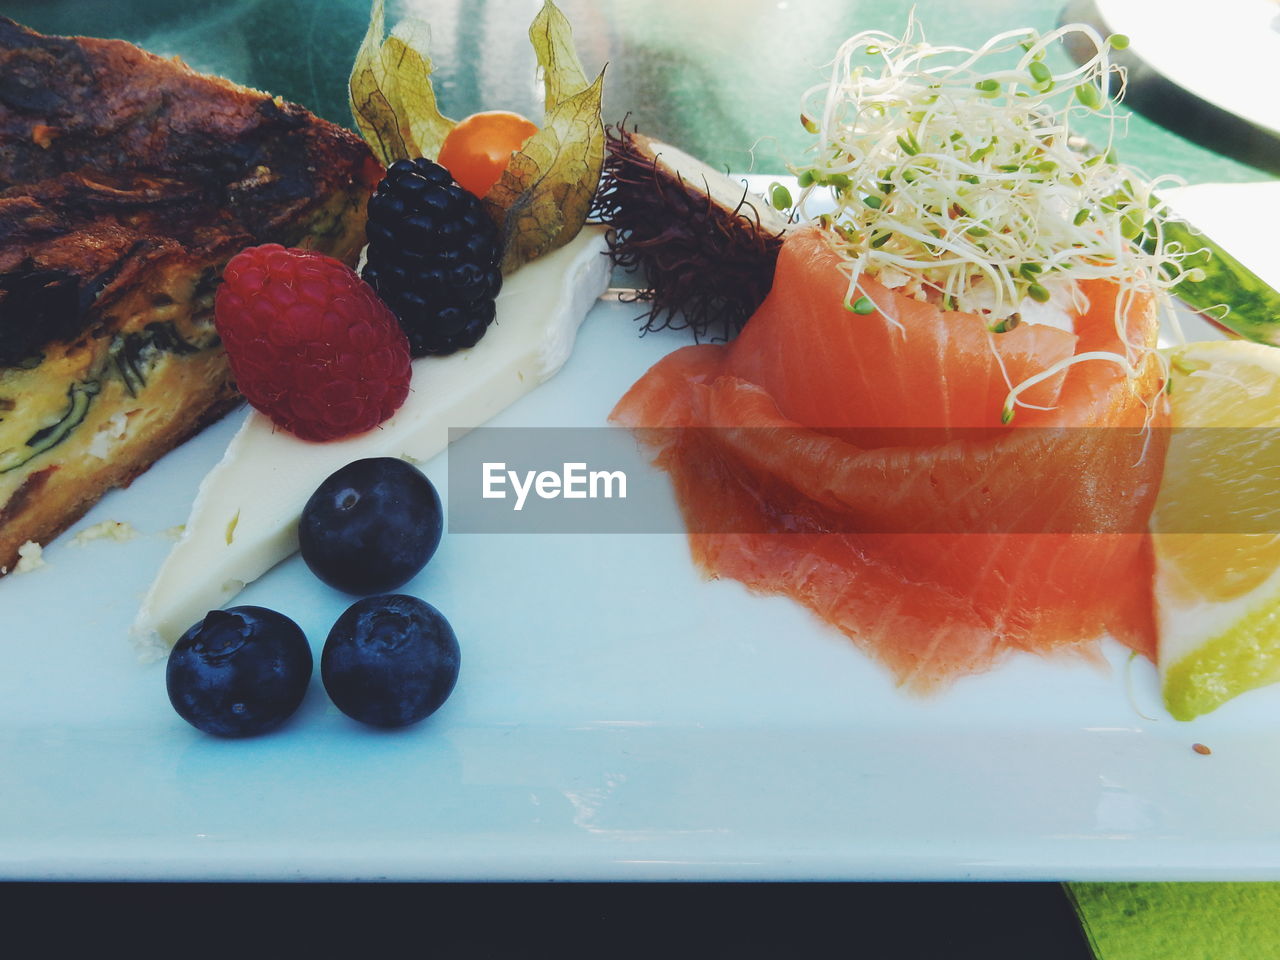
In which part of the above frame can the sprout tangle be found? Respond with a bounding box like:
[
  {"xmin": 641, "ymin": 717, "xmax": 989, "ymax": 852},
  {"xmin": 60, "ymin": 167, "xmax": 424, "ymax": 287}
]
[{"xmin": 792, "ymin": 21, "xmax": 1199, "ymax": 421}]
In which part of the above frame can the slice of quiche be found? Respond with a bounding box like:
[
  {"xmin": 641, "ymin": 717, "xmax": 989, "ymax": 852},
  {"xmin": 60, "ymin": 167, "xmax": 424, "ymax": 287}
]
[{"xmin": 0, "ymin": 18, "xmax": 381, "ymax": 574}]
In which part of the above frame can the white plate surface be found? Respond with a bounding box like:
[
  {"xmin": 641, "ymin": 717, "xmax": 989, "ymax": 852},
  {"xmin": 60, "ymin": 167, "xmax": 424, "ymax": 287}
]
[{"xmin": 2, "ymin": 184, "xmax": 1279, "ymax": 882}]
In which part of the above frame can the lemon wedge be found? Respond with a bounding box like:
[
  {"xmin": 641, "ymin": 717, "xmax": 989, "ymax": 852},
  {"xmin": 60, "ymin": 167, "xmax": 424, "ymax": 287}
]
[{"xmin": 1155, "ymin": 340, "xmax": 1280, "ymax": 720}]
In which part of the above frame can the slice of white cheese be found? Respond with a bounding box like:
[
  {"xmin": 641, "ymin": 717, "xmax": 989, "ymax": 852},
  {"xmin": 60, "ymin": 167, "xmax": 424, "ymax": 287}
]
[{"xmin": 132, "ymin": 226, "xmax": 611, "ymax": 654}]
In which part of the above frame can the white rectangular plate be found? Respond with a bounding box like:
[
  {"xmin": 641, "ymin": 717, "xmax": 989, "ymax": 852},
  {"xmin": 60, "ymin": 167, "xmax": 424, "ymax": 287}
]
[{"xmin": 3, "ymin": 183, "xmax": 1279, "ymax": 881}]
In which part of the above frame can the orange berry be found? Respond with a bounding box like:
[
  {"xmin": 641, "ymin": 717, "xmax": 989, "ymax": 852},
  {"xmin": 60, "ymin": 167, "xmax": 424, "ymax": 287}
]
[{"xmin": 437, "ymin": 110, "xmax": 538, "ymax": 198}]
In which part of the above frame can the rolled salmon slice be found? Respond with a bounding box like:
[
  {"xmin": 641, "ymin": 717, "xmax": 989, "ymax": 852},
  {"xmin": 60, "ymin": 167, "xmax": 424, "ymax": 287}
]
[{"xmin": 611, "ymin": 226, "xmax": 1168, "ymax": 690}]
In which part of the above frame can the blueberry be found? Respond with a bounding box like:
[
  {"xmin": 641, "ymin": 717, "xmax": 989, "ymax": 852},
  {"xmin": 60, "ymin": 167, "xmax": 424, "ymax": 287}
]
[
  {"xmin": 321, "ymin": 595, "xmax": 460, "ymax": 728},
  {"xmin": 299, "ymin": 457, "xmax": 443, "ymax": 595},
  {"xmin": 166, "ymin": 606, "xmax": 312, "ymax": 737}
]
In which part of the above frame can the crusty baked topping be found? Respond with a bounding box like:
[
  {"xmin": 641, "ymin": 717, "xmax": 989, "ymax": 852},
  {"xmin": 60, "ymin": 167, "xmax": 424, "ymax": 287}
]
[{"xmin": 0, "ymin": 17, "xmax": 379, "ymax": 368}]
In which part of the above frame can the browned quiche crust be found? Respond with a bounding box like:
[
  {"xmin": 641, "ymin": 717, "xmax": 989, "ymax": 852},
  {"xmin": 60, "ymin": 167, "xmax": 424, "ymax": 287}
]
[{"xmin": 0, "ymin": 19, "xmax": 382, "ymax": 573}]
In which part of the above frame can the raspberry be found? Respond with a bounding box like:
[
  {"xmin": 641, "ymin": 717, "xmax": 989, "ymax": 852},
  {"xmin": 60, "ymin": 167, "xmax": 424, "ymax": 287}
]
[
  {"xmin": 215, "ymin": 245, "xmax": 412, "ymax": 442},
  {"xmin": 362, "ymin": 158, "xmax": 503, "ymax": 357}
]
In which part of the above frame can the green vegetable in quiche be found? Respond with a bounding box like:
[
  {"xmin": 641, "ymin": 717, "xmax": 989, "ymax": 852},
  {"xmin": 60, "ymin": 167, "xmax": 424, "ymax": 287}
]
[{"xmin": 0, "ymin": 380, "xmax": 100, "ymax": 474}]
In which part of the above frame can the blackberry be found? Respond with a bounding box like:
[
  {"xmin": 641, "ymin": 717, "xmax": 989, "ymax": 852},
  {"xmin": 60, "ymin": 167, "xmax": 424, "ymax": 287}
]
[{"xmin": 362, "ymin": 158, "xmax": 503, "ymax": 357}]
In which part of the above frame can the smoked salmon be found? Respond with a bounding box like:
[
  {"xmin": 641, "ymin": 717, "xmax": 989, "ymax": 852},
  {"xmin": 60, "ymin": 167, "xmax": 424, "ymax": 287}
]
[{"xmin": 611, "ymin": 225, "xmax": 1169, "ymax": 690}]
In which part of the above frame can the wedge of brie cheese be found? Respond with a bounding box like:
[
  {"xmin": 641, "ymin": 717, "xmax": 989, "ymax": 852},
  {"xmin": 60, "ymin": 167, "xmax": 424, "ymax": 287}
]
[{"xmin": 133, "ymin": 226, "xmax": 610, "ymax": 652}]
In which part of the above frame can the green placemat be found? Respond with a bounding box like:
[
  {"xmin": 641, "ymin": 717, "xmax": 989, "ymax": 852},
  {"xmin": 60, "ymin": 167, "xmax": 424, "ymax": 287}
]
[{"xmin": 1065, "ymin": 883, "xmax": 1280, "ymax": 960}]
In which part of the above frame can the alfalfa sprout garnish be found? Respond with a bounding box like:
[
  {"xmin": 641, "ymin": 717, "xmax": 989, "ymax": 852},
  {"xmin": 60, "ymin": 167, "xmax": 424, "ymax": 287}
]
[{"xmin": 792, "ymin": 21, "xmax": 1200, "ymax": 421}]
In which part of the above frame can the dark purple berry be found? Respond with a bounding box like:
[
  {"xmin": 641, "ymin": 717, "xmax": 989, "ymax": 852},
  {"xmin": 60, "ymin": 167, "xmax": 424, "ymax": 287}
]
[
  {"xmin": 299, "ymin": 457, "xmax": 443, "ymax": 595},
  {"xmin": 362, "ymin": 158, "xmax": 503, "ymax": 357},
  {"xmin": 321, "ymin": 595, "xmax": 460, "ymax": 728},
  {"xmin": 166, "ymin": 606, "xmax": 312, "ymax": 737}
]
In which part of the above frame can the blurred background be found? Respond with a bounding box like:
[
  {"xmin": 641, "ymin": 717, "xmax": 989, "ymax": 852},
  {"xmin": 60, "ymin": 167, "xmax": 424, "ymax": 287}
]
[{"xmin": 4, "ymin": 0, "xmax": 1274, "ymax": 184}]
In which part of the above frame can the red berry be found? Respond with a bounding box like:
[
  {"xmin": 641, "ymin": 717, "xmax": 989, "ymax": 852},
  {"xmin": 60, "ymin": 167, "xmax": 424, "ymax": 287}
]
[{"xmin": 215, "ymin": 245, "xmax": 412, "ymax": 442}]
